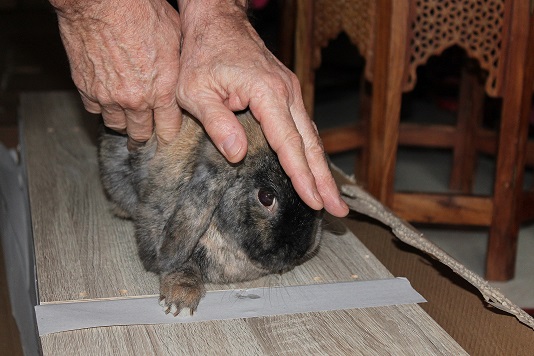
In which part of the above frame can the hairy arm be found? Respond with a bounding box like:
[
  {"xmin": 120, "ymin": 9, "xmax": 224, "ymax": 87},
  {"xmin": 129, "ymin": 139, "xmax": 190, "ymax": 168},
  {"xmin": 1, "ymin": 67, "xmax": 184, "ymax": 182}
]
[{"xmin": 50, "ymin": 0, "xmax": 183, "ymax": 148}]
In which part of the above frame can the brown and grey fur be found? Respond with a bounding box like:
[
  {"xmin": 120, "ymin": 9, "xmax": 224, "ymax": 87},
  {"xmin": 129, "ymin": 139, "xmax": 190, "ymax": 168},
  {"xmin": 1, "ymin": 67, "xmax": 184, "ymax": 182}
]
[{"xmin": 98, "ymin": 111, "xmax": 322, "ymax": 315}]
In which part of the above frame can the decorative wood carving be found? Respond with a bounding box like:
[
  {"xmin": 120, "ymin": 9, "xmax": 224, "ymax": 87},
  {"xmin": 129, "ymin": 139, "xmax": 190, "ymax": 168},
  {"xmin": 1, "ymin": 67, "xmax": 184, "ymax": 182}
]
[{"xmin": 407, "ymin": 0, "xmax": 505, "ymax": 96}]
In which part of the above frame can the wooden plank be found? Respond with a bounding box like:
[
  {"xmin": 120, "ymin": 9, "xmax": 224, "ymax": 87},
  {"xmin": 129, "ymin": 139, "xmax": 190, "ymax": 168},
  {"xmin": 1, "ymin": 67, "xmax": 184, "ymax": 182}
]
[
  {"xmin": 322, "ymin": 122, "xmax": 473, "ymax": 155},
  {"xmin": 392, "ymin": 192, "xmax": 493, "ymax": 226},
  {"xmin": 20, "ymin": 93, "xmax": 158, "ymax": 303},
  {"xmin": 320, "ymin": 123, "xmax": 366, "ymax": 154},
  {"xmin": 247, "ymin": 306, "xmax": 464, "ymax": 355},
  {"xmin": 398, "ymin": 123, "xmax": 457, "ymax": 148},
  {"xmin": 22, "ymin": 92, "xmax": 466, "ymax": 355},
  {"xmin": 20, "ymin": 92, "xmax": 392, "ymax": 303},
  {"xmin": 40, "ymin": 305, "xmax": 466, "ymax": 355},
  {"xmin": 41, "ymin": 321, "xmax": 264, "ymax": 356}
]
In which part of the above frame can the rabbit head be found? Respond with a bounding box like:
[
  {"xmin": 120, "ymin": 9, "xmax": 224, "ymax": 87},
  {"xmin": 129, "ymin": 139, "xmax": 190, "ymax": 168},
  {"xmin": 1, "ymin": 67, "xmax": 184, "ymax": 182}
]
[{"xmin": 98, "ymin": 110, "xmax": 322, "ymax": 315}]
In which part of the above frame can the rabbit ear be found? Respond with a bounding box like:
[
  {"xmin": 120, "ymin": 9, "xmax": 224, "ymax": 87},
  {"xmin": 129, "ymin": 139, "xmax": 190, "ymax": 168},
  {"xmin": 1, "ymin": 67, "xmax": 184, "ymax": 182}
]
[{"xmin": 157, "ymin": 158, "xmax": 236, "ymax": 272}]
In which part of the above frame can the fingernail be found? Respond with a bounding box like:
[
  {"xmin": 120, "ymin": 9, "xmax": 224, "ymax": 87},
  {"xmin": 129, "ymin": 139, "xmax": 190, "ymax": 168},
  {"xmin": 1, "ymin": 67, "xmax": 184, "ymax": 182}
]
[
  {"xmin": 313, "ymin": 190, "xmax": 324, "ymax": 206},
  {"xmin": 127, "ymin": 137, "xmax": 146, "ymax": 152},
  {"xmin": 338, "ymin": 195, "xmax": 349, "ymax": 214},
  {"xmin": 221, "ymin": 134, "xmax": 242, "ymax": 160}
]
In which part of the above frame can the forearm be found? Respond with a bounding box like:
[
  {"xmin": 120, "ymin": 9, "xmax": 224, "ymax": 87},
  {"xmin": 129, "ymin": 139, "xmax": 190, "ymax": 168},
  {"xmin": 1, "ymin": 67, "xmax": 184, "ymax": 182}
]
[
  {"xmin": 49, "ymin": 0, "xmax": 161, "ymax": 20},
  {"xmin": 178, "ymin": 0, "xmax": 248, "ymax": 14},
  {"xmin": 178, "ymin": 0, "xmax": 249, "ymax": 35},
  {"xmin": 48, "ymin": 0, "xmax": 106, "ymax": 16}
]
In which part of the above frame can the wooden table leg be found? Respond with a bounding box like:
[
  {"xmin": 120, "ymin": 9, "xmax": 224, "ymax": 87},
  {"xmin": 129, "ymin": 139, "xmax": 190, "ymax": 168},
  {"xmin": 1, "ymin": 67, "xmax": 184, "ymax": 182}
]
[
  {"xmin": 367, "ymin": 0, "xmax": 409, "ymax": 206},
  {"xmin": 295, "ymin": 0, "xmax": 315, "ymax": 118},
  {"xmin": 449, "ymin": 63, "xmax": 485, "ymax": 194},
  {"xmin": 486, "ymin": 5, "xmax": 534, "ymax": 281}
]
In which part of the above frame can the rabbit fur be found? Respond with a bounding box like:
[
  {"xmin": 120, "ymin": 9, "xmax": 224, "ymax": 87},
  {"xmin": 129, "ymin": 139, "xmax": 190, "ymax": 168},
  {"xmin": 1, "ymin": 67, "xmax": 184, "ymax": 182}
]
[{"xmin": 98, "ymin": 110, "xmax": 322, "ymax": 316}]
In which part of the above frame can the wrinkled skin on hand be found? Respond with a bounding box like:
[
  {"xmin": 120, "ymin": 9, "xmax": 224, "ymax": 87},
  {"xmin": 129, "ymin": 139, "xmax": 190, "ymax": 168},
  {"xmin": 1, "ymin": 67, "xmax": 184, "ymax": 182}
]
[
  {"xmin": 53, "ymin": 0, "xmax": 183, "ymax": 147},
  {"xmin": 177, "ymin": 0, "xmax": 348, "ymax": 217},
  {"xmin": 51, "ymin": 0, "xmax": 348, "ymax": 217}
]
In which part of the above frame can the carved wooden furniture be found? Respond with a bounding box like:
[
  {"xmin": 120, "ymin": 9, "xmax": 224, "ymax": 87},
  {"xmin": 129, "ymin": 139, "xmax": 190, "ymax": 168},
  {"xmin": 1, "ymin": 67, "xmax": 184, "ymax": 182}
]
[{"xmin": 294, "ymin": 0, "xmax": 534, "ymax": 280}]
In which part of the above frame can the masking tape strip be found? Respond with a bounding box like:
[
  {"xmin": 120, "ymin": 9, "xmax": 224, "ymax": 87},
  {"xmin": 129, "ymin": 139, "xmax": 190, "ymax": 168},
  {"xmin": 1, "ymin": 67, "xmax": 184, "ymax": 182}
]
[{"xmin": 35, "ymin": 277, "xmax": 425, "ymax": 335}]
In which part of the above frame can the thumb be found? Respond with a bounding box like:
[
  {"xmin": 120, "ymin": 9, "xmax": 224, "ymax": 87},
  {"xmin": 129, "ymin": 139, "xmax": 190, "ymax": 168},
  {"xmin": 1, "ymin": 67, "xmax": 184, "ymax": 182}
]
[{"xmin": 194, "ymin": 101, "xmax": 248, "ymax": 163}]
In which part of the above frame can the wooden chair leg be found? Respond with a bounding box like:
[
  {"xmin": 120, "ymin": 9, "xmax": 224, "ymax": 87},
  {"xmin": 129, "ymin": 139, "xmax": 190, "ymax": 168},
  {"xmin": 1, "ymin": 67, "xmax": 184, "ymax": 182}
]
[
  {"xmin": 486, "ymin": 5, "xmax": 534, "ymax": 281},
  {"xmin": 356, "ymin": 78, "xmax": 371, "ymax": 185},
  {"xmin": 367, "ymin": 0, "xmax": 409, "ymax": 205},
  {"xmin": 278, "ymin": 0, "xmax": 296, "ymax": 69},
  {"xmin": 294, "ymin": 0, "xmax": 315, "ymax": 118},
  {"xmin": 449, "ymin": 63, "xmax": 485, "ymax": 193}
]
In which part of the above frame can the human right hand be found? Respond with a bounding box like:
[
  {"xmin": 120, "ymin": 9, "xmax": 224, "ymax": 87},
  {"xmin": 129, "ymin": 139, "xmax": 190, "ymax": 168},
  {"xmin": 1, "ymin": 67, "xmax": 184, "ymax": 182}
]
[
  {"xmin": 51, "ymin": 0, "xmax": 183, "ymax": 148},
  {"xmin": 176, "ymin": 0, "xmax": 349, "ymax": 217}
]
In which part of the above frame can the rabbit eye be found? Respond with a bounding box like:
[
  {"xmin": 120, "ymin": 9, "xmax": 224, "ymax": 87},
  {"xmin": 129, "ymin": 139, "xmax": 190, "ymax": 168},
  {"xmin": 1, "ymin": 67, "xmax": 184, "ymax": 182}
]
[{"xmin": 258, "ymin": 189, "xmax": 276, "ymax": 210}]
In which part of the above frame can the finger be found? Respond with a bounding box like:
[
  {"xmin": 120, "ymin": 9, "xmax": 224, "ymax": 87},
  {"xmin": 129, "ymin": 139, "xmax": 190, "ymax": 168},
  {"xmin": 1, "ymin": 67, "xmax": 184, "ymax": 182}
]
[
  {"xmin": 194, "ymin": 100, "xmax": 248, "ymax": 163},
  {"xmin": 101, "ymin": 106, "xmax": 128, "ymax": 133},
  {"xmin": 154, "ymin": 101, "xmax": 182, "ymax": 145},
  {"xmin": 79, "ymin": 92, "xmax": 102, "ymax": 114},
  {"xmin": 127, "ymin": 137, "xmax": 146, "ymax": 152},
  {"xmin": 124, "ymin": 108, "xmax": 154, "ymax": 143},
  {"xmin": 250, "ymin": 99, "xmax": 324, "ymax": 211},
  {"xmin": 290, "ymin": 103, "xmax": 349, "ymax": 217}
]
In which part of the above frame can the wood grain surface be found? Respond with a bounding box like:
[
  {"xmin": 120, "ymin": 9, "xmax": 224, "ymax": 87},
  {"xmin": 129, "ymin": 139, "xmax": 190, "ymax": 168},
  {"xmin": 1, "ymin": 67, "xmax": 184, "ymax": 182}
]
[
  {"xmin": 41, "ymin": 306, "xmax": 463, "ymax": 356},
  {"xmin": 22, "ymin": 92, "xmax": 466, "ymax": 355}
]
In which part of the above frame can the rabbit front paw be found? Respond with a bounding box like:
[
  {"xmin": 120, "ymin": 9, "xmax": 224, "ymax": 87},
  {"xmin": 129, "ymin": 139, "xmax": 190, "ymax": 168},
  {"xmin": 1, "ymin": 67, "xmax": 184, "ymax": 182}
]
[{"xmin": 159, "ymin": 269, "xmax": 206, "ymax": 316}]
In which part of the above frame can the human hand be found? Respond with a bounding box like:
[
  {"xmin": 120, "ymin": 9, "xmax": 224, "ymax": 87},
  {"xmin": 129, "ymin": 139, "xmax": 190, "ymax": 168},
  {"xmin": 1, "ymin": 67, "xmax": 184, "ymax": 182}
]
[
  {"xmin": 177, "ymin": 0, "xmax": 348, "ymax": 217},
  {"xmin": 51, "ymin": 0, "xmax": 182, "ymax": 148}
]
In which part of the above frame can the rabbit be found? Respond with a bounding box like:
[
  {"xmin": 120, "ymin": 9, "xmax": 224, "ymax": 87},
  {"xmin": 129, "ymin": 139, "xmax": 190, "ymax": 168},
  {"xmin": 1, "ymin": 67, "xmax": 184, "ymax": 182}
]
[{"xmin": 98, "ymin": 110, "xmax": 322, "ymax": 316}]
